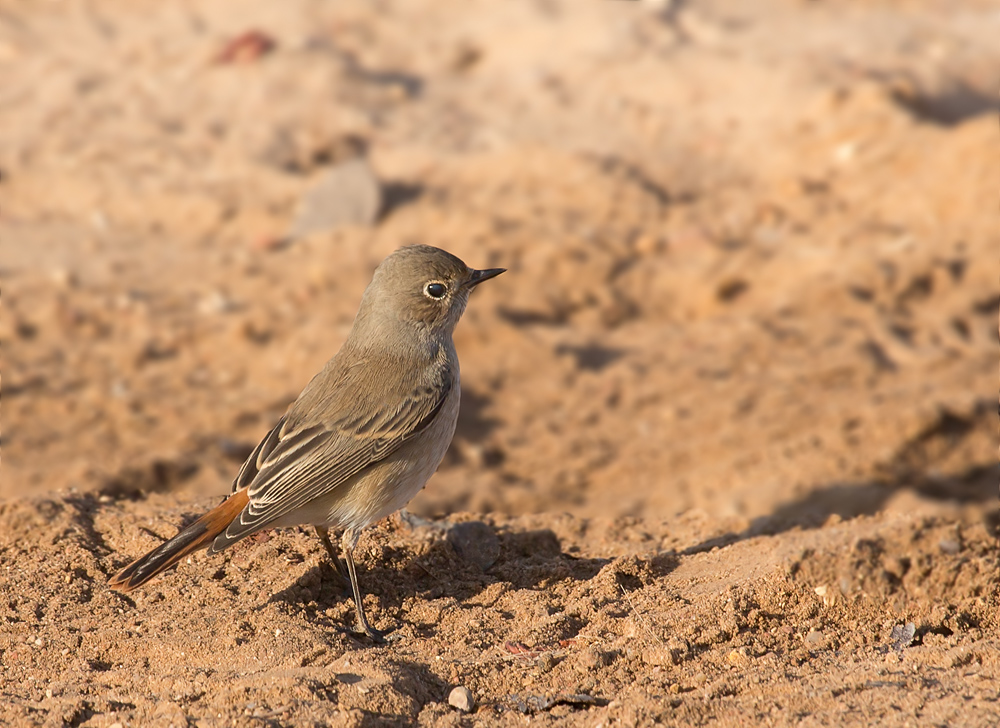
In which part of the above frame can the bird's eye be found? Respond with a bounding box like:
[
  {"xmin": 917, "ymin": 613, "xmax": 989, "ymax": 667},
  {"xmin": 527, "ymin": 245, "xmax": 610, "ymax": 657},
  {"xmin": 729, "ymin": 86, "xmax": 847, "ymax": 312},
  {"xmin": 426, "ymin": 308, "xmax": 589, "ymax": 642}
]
[{"xmin": 424, "ymin": 282, "xmax": 447, "ymax": 299}]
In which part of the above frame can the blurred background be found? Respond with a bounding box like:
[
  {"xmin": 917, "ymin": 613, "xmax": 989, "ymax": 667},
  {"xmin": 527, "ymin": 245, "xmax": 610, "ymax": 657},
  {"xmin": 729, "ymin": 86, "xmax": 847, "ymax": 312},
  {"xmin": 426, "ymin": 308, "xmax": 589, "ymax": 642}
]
[{"xmin": 3, "ymin": 0, "xmax": 997, "ymax": 537}]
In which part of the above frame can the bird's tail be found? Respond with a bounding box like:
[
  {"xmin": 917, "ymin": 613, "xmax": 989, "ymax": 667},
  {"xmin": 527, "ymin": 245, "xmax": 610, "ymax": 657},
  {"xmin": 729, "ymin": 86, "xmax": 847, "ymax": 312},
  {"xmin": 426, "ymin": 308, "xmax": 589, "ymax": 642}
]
[{"xmin": 108, "ymin": 490, "xmax": 249, "ymax": 592}]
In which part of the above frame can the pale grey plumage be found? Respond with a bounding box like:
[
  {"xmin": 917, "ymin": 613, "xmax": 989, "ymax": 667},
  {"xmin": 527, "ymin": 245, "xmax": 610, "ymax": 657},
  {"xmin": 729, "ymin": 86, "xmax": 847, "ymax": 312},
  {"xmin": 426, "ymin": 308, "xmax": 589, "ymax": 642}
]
[{"xmin": 109, "ymin": 245, "xmax": 504, "ymax": 640}]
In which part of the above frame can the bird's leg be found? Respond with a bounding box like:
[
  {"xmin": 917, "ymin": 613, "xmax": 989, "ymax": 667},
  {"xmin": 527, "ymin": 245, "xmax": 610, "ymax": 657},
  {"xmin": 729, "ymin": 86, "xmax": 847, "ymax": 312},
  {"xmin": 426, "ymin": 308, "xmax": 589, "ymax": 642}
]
[
  {"xmin": 314, "ymin": 526, "xmax": 348, "ymax": 585},
  {"xmin": 341, "ymin": 529, "xmax": 391, "ymax": 642}
]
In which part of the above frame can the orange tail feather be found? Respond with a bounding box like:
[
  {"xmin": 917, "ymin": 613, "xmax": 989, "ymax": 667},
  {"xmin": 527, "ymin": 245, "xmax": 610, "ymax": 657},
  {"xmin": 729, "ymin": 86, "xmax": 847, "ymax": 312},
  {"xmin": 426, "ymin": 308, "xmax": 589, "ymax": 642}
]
[{"xmin": 108, "ymin": 489, "xmax": 250, "ymax": 592}]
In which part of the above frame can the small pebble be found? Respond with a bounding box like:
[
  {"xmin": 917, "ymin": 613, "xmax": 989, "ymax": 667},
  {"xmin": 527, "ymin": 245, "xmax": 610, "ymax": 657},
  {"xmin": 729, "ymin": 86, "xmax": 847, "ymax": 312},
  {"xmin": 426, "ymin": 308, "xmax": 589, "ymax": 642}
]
[
  {"xmin": 289, "ymin": 157, "xmax": 382, "ymax": 239},
  {"xmin": 198, "ymin": 290, "xmax": 235, "ymax": 315},
  {"xmin": 50, "ymin": 268, "xmax": 76, "ymax": 288},
  {"xmin": 726, "ymin": 648, "xmax": 750, "ymax": 666},
  {"xmin": 448, "ymin": 686, "xmax": 474, "ymax": 712},
  {"xmin": 938, "ymin": 539, "xmax": 961, "ymax": 555},
  {"xmin": 890, "ymin": 622, "xmax": 916, "ymax": 651},
  {"xmin": 446, "ymin": 521, "xmax": 500, "ymax": 571}
]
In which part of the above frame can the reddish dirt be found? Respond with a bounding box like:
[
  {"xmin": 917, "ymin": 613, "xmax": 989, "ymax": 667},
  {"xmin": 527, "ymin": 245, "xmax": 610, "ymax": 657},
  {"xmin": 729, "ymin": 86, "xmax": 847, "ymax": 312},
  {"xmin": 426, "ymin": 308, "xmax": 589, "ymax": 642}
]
[{"xmin": 2, "ymin": 0, "xmax": 997, "ymax": 725}]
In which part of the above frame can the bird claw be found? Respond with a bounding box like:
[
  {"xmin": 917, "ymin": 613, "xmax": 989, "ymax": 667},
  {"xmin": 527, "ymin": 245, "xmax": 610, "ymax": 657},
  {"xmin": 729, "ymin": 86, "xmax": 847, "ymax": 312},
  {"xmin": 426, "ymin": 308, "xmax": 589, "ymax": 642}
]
[{"xmin": 350, "ymin": 623, "xmax": 402, "ymax": 644}]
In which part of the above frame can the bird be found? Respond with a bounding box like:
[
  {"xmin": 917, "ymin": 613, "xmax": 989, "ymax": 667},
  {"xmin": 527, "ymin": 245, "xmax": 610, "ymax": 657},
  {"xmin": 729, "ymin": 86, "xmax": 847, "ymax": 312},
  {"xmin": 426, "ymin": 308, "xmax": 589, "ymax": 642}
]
[{"xmin": 108, "ymin": 245, "xmax": 505, "ymax": 640}]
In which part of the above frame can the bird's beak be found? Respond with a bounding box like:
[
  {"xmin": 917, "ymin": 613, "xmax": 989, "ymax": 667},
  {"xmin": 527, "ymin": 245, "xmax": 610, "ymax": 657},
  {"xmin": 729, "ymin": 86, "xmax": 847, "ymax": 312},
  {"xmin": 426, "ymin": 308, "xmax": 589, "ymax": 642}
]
[{"xmin": 465, "ymin": 267, "xmax": 506, "ymax": 288}]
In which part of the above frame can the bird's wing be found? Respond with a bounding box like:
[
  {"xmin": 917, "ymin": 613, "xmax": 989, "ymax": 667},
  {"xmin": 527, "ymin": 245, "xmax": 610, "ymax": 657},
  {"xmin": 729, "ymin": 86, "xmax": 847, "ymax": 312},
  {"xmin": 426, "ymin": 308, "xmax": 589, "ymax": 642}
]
[{"xmin": 213, "ymin": 362, "xmax": 452, "ymax": 551}]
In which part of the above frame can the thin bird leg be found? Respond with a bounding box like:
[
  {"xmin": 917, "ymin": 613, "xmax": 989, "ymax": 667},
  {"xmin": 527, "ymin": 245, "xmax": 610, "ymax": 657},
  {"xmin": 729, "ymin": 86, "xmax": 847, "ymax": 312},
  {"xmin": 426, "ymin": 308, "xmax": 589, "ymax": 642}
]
[
  {"xmin": 341, "ymin": 529, "xmax": 387, "ymax": 642},
  {"xmin": 314, "ymin": 526, "xmax": 348, "ymax": 585}
]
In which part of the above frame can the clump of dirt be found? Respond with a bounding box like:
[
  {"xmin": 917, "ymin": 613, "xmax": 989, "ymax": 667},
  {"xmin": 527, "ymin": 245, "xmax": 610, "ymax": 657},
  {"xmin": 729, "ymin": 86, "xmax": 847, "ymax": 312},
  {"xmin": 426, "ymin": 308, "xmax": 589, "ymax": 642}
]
[{"xmin": 2, "ymin": 0, "xmax": 998, "ymax": 725}]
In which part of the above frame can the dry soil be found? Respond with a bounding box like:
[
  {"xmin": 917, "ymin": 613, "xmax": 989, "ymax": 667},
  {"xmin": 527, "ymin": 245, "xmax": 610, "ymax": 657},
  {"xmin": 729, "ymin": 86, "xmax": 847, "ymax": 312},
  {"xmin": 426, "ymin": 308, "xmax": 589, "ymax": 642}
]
[{"xmin": 1, "ymin": 0, "xmax": 998, "ymax": 726}]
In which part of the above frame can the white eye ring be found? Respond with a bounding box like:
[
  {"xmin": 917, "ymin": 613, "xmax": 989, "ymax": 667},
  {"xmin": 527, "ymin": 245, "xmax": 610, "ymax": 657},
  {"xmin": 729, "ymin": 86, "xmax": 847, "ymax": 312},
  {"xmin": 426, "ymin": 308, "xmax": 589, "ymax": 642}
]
[{"xmin": 423, "ymin": 281, "xmax": 447, "ymax": 299}]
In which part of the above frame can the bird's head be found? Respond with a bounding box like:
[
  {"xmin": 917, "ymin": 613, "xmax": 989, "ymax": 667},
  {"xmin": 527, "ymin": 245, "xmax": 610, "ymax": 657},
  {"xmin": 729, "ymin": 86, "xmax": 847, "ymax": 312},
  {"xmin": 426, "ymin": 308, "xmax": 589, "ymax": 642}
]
[{"xmin": 357, "ymin": 245, "xmax": 505, "ymax": 340}]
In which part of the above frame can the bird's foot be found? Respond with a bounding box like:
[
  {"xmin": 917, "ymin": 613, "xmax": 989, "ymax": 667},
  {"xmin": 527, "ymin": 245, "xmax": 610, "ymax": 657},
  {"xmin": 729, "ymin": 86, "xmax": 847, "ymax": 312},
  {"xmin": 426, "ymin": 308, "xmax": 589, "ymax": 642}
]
[{"xmin": 347, "ymin": 621, "xmax": 403, "ymax": 644}]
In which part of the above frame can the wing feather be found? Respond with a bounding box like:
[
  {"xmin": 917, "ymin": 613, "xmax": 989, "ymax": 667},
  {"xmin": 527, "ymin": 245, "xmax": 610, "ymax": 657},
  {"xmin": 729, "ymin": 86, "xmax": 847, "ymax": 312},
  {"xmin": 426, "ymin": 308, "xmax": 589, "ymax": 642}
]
[{"xmin": 213, "ymin": 362, "xmax": 452, "ymax": 551}]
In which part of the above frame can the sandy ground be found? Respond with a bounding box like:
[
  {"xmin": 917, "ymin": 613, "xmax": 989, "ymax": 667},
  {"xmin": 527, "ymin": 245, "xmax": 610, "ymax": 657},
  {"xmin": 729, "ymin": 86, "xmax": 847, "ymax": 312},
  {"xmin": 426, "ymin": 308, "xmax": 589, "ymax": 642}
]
[{"xmin": 1, "ymin": 0, "xmax": 998, "ymax": 725}]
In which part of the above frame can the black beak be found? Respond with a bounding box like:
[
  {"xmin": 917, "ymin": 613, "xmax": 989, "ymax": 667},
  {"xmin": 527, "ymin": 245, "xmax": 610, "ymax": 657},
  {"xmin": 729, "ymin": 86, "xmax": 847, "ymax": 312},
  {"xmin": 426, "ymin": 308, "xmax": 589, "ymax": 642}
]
[{"xmin": 465, "ymin": 267, "xmax": 506, "ymax": 288}]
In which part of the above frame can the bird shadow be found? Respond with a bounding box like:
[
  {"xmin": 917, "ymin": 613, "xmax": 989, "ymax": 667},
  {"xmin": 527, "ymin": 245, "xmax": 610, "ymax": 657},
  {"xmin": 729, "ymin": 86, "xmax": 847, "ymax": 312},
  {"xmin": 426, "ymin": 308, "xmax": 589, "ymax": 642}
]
[{"xmin": 267, "ymin": 523, "xmax": 610, "ymax": 639}]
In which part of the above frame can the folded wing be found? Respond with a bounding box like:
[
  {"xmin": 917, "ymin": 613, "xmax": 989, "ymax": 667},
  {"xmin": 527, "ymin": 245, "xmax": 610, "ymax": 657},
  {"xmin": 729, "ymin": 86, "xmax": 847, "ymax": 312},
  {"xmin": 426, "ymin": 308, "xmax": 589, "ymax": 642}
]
[{"xmin": 213, "ymin": 360, "xmax": 452, "ymax": 552}]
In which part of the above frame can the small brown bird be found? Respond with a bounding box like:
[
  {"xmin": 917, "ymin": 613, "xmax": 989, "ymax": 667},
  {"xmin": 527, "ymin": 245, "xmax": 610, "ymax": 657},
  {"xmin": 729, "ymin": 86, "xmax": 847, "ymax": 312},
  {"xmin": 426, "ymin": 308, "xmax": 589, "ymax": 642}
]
[{"xmin": 109, "ymin": 245, "xmax": 504, "ymax": 640}]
